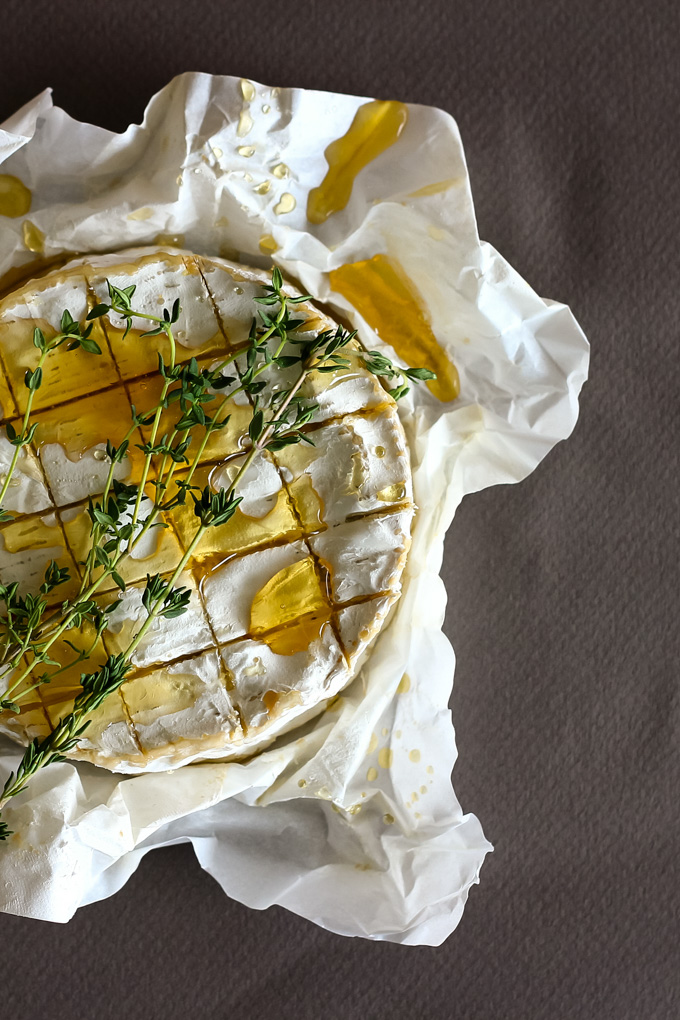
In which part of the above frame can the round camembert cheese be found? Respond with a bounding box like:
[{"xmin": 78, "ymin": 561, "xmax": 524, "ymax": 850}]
[{"xmin": 0, "ymin": 248, "xmax": 414, "ymax": 773}]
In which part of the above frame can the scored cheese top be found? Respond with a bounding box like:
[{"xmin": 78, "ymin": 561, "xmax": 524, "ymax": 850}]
[{"xmin": 0, "ymin": 248, "xmax": 414, "ymax": 773}]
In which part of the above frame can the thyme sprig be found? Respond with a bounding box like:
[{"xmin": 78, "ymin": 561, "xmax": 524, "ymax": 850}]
[
  {"xmin": 0, "ymin": 313, "xmax": 103, "ymax": 520},
  {"xmin": 0, "ymin": 266, "xmax": 437, "ymax": 841},
  {"xmin": 361, "ymin": 349, "xmax": 436, "ymax": 401}
]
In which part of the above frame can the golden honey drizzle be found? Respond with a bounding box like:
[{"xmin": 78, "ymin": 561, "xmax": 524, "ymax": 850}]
[
  {"xmin": 1, "ymin": 516, "xmax": 63, "ymax": 554},
  {"xmin": 397, "ymin": 672, "xmax": 411, "ymax": 693},
  {"xmin": 32, "ymin": 384, "xmax": 137, "ymax": 462},
  {"xmin": 154, "ymin": 232, "xmax": 186, "ymax": 249},
  {"xmin": 22, "ymin": 221, "xmax": 45, "ymax": 254},
  {"xmin": 273, "ymin": 193, "xmax": 296, "ymax": 215},
  {"xmin": 306, "ymin": 101, "xmax": 408, "ymax": 224},
  {"xmin": 0, "ymin": 175, "xmax": 31, "ymax": 218},
  {"xmin": 237, "ymin": 110, "xmax": 253, "ymax": 138},
  {"xmin": 262, "ymin": 690, "xmax": 280, "ymax": 712},
  {"xmin": 407, "ymin": 176, "xmax": 463, "ymax": 199},
  {"xmin": 250, "ymin": 557, "xmax": 330, "ymax": 656},
  {"xmin": 240, "ymin": 78, "xmax": 256, "ymax": 102},
  {"xmin": 0, "ymin": 252, "xmax": 78, "ymax": 300},
  {"xmin": 127, "ymin": 207, "xmax": 154, "ymax": 221},
  {"xmin": 259, "ymin": 234, "xmax": 279, "ymax": 255},
  {"xmin": 0, "ymin": 253, "xmax": 410, "ymax": 748},
  {"xmin": 329, "ymin": 254, "xmax": 460, "ymax": 402}
]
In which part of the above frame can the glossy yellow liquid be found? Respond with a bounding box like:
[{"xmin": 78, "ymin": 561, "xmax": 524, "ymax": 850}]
[
  {"xmin": 0, "ymin": 175, "xmax": 31, "ymax": 218},
  {"xmin": 307, "ymin": 101, "xmax": 408, "ymax": 224},
  {"xmin": 329, "ymin": 254, "xmax": 460, "ymax": 402},
  {"xmin": 22, "ymin": 221, "xmax": 45, "ymax": 254},
  {"xmin": 250, "ymin": 557, "xmax": 331, "ymax": 655},
  {"xmin": 0, "ymin": 251, "xmax": 413, "ymax": 757}
]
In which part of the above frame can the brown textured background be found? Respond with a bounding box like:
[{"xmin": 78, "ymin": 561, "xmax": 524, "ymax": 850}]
[{"xmin": 1, "ymin": 0, "xmax": 679, "ymax": 1017}]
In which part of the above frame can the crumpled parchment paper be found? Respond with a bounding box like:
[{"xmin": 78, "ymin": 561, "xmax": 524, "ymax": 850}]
[{"xmin": 0, "ymin": 73, "xmax": 589, "ymax": 944}]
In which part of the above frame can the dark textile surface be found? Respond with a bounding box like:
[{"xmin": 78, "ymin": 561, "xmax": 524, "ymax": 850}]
[{"xmin": 1, "ymin": 1, "xmax": 678, "ymax": 1017}]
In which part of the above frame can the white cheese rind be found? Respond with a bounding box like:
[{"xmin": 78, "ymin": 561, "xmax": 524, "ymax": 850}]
[
  {"xmin": 336, "ymin": 597, "xmax": 395, "ymax": 667},
  {"xmin": 220, "ymin": 625, "xmax": 347, "ymax": 730},
  {"xmin": 0, "ymin": 438, "xmax": 51, "ymax": 514},
  {"xmin": 202, "ymin": 541, "xmax": 308, "ymax": 644},
  {"xmin": 0, "ymin": 248, "xmax": 414, "ymax": 773},
  {"xmin": 104, "ymin": 571, "xmax": 213, "ymax": 669},
  {"xmin": 310, "ymin": 509, "xmax": 414, "ymax": 602}
]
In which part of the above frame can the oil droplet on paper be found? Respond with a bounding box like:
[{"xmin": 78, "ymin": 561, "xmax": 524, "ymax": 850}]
[
  {"xmin": 273, "ymin": 192, "xmax": 296, "ymax": 215},
  {"xmin": 22, "ymin": 220, "xmax": 44, "ymax": 254},
  {"xmin": 240, "ymin": 78, "xmax": 256, "ymax": 102},
  {"xmin": 408, "ymin": 177, "xmax": 462, "ymax": 199},
  {"xmin": 408, "ymin": 748, "xmax": 421, "ymax": 763},
  {"xmin": 381, "ymin": 726, "xmax": 388, "ymax": 737},
  {"xmin": 93, "ymin": 448, "xmax": 108, "ymax": 462},
  {"xmin": 262, "ymin": 104, "xmax": 271, "ymax": 114},
  {"xmin": 426, "ymin": 765, "xmax": 434, "ymax": 775},
  {"xmin": 212, "ymin": 146, "xmax": 223, "ymax": 159},
  {"xmin": 367, "ymin": 766, "xmax": 378, "ymax": 782},
  {"xmin": 397, "ymin": 674, "xmax": 411, "ymax": 695},
  {"xmin": 237, "ymin": 110, "xmax": 253, "ymax": 138},
  {"xmin": 374, "ymin": 445, "xmax": 385, "ymax": 458},
  {"xmin": 368, "ymin": 732, "xmax": 378, "ymax": 754},
  {"xmin": 259, "ymin": 234, "xmax": 279, "ymax": 255},
  {"xmin": 127, "ymin": 206, "xmax": 154, "ymax": 221},
  {"xmin": 383, "ymin": 813, "xmax": 395, "ymax": 825},
  {"xmin": 307, "ymin": 100, "xmax": 408, "ymax": 224},
  {"xmin": 329, "ymin": 253, "xmax": 460, "ymax": 402},
  {"xmin": 272, "ymin": 162, "xmax": 289, "ymax": 178},
  {"xmin": 420, "ymin": 785, "xmax": 427, "ymax": 795},
  {"xmin": 297, "ymin": 778, "xmax": 307, "ymax": 787},
  {"xmin": 428, "ymin": 225, "xmax": 447, "ymax": 241},
  {"xmin": 219, "ymin": 244, "xmax": 240, "ymax": 261},
  {"xmin": 0, "ymin": 175, "xmax": 31, "ymax": 218},
  {"xmin": 378, "ymin": 747, "xmax": 393, "ymax": 769},
  {"xmin": 154, "ymin": 233, "xmax": 185, "ymax": 249},
  {"xmin": 348, "ymin": 804, "xmax": 362, "ymax": 815},
  {"xmin": 237, "ymin": 145, "xmax": 256, "ymax": 158},
  {"xmin": 253, "ymin": 180, "xmax": 271, "ymax": 195},
  {"xmin": 271, "ymin": 87, "xmax": 281, "ymax": 98}
]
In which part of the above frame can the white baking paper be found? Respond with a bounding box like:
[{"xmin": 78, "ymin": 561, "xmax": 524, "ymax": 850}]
[{"xmin": 0, "ymin": 73, "xmax": 589, "ymax": 943}]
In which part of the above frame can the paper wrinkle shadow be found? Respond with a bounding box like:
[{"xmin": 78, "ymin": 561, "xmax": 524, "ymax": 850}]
[{"xmin": 0, "ymin": 72, "xmax": 588, "ymax": 944}]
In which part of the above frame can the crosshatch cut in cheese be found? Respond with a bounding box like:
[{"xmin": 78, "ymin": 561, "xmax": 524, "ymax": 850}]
[{"xmin": 0, "ymin": 248, "xmax": 414, "ymax": 773}]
